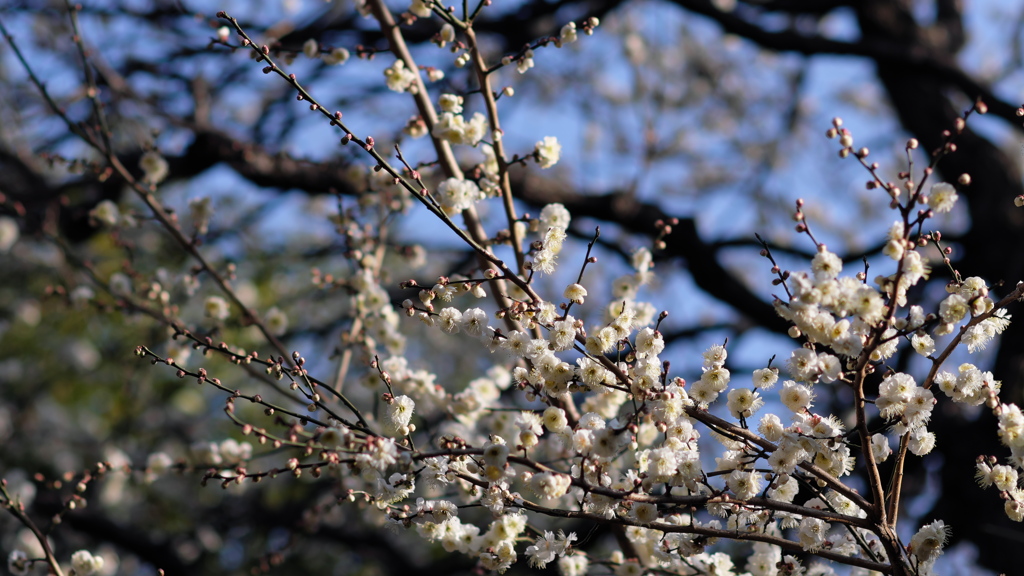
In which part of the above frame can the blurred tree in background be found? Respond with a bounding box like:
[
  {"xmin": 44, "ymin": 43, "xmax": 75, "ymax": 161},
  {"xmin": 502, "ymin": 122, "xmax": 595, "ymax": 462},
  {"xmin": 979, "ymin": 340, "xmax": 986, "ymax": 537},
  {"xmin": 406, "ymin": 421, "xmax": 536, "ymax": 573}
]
[{"xmin": 1, "ymin": 0, "xmax": 1023, "ymax": 574}]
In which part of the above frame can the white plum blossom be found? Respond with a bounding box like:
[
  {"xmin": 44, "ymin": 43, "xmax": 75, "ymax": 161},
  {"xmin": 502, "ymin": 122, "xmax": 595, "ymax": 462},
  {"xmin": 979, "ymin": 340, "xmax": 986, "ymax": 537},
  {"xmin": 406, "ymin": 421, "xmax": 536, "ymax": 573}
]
[
  {"xmin": 7, "ymin": 550, "xmax": 29, "ymax": 576},
  {"xmin": 384, "ymin": 59, "xmax": 418, "ymax": 92},
  {"xmin": 726, "ymin": 387, "xmax": 764, "ymax": 419},
  {"xmin": 752, "ymin": 367, "xmax": 779, "ymax": 389},
  {"xmin": 323, "ymin": 46, "xmax": 350, "ymax": 65},
  {"xmin": 302, "ymin": 38, "xmax": 318, "ymax": 58},
  {"xmin": 558, "ymin": 555, "xmax": 589, "ymax": 576},
  {"xmin": 409, "ymin": 0, "xmax": 432, "ymax": 17},
  {"xmin": 382, "ymin": 395, "xmax": 415, "ymax": 436},
  {"xmin": 439, "ymin": 93, "xmax": 463, "ymax": 113},
  {"xmin": 525, "ymin": 530, "xmax": 576, "ymax": 568},
  {"xmin": 0, "ymin": 217, "xmax": 18, "ymax": 252},
  {"xmin": 927, "ymin": 182, "xmax": 959, "ymax": 213},
  {"xmin": 436, "ymin": 178, "xmax": 482, "ymax": 214},
  {"xmin": 90, "ymin": 200, "xmax": 120, "ymax": 226},
  {"xmin": 779, "ymin": 381, "xmax": 813, "ymax": 413},
  {"xmin": 439, "ymin": 23, "xmax": 456, "ymax": 45},
  {"xmin": 71, "ymin": 550, "xmax": 104, "ymax": 576},
  {"xmin": 517, "ymin": 49, "xmax": 535, "ymax": 73},
  {"xmin": 797, "ymin": 517, "xmax": 830, "ymax": 552},
  {"xmin": 437, "ymin": 307, "xmax": 462, "ymax": 333},
  {"xmin": 535, "ymin": 136, "xmax": 562, "ymax": 168},
  {"xmin": 140, "ymin": 150, "xmax": 169, "ymax": 184},
  {"xmin": 264, "ymin": 306, "xmax": 288, "ymax": 336},
  {"xmin": 811, "ymin": 248, "xmax": 842, "ymax": 280},
  {"xmin": 560, "ymin": 22, "xmax": 578, "ymax": 44},
  {"xmin": 871, "ymin": 433, "xmax": 892, "ymax": 462},
  {"xmin": 564, "ymin": 283, "xmax": 587, "ymax": 304},
  {"xmin": 432, "ymin": 112, "xmax": 488, "ymax": 146},
  {"xmin": 909, "ymin": 520, "xmax": 949, "ymax": 565},
  {"xmin": 204, "ymin": 296, "xmax": 230, "ymax": 320},
  {"xmin": 911, "ymin": 332, "xmax": 935, "ymax": 356},
  {"xmin": 539, "ymin": 203, "xmax": 571, "ymax": 231}
]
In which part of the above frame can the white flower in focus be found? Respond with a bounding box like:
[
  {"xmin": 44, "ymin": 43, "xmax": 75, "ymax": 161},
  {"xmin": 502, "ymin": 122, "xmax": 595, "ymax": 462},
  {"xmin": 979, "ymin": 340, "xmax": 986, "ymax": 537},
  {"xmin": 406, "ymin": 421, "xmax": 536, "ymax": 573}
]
[
  {"xmin": 963, "ymin": 322, "xmax": 996, "ymax": 353},
  {"xmin": 702, "ymin": 344, "xmax": 727, "ymax": 368},
  {"xmin": 797, "ymin": 517, "xmax": 830, "ymax": 552},
  {"xmin": 531, "ymin": 248, "xmax": 557, "ymax": 275},
  {"xmin": 323, "ymin": 46, "xmax": 350, "ymax": 65},
  {"xmin": 908, "ymin": 427, "xmax": 936, "ymax": 455},
  {"xmin": 482, "ymin": 438, "xmax": 509, "ymax": 467},
  {"xmin": 382, "ymin": 395, "xmax": 415, "ymax": 436},
  {"xmin": 758, "ymin": 413, "xmax": 784, "ymax": 442},
  {"xmin": 726, "ymin": 388, "xmax": 764, "ymax": 419},
  {"xmin": 786, "ymin": 348, "xmax": 820, "ymax": 382},
  {"xmin": 90, "ymin": 200, "xmax": 120, "ymax": 226},
  {"xmin": 539, "ymin": 203, "xmax": 571, "ymax": 231},
  {"xmin": 630, "ymin": 502, "xmax": 659, "ymax": 524},
  {"xmin": 726, "ymin": 469, "xmax": 762, "ymax": 500},
  {"xmin": 437, "ymin": 307, "xmax": 462, "ymax": 333},
  {"xmin": 752, "ymin": 367, "xmax": 779, "ymax": 390},
  {"xmin": 535, "ymin": 136, "xmax": 561, "ymax": 169},
  {"xmin": 543, "ymin": 227, "xmax": 568, "ymax": 256},
  {"xmin": 542, "ymin": 406, "xmax": 568, "ymax": 433},
  {"xmin": 548, "ymin": 318, "xmax": 577, "ymax": 351},
  {"xmin": 770, "ymin": 476, "xmax": 799, "ymax": 502},
  {"xmin": 699, "ymin": 366, "xmax": 730, "ymax": 392},
  {"xmin": 871, "ymin": 433, "xmax": 891, "ymax": 462},
  {"xmin": 384, "ymin": 59, "xmax": 418, "ymax": 93},
  {"xmin": 71, "ymin": 550, "xmax": 104, "ymax": 576},
  {"xmin": 927, "ymin": 182, "xmax": 959, "ymax": 213},
  {"xmin": 811, "ymin": 249, "xmax": 842, "ymax": 281},
  {"xmin": 909, "ymin": 520, "xmax": 949, "ymax": 564},
  {"xmin": 460, "ymin": 307, "xmax": 489, "ymax": 338},
  {"xmin": 140, "ymin": 151, "xmax": 169, "ymax": 184},
  {"xmin": 302, "ymin": 38, "xmax": 319, "ymax": 58},
  {"xmin": 1005, "ymin": 493, "xmax": 1024, "ymax": 522},
  {"xmin": 939, "ymin": 293, "xmax": 968, "ymax": 324},
  {"xmin": 990, "ymin": 464, "xmax": 1018, "ymax": 491},
  {"xmin": 436, "ymin": 178, "xmax": 482, "ymax": 214},
  {"xmin": 911, "ymin": 332, "xmax": 935, "ymax": 357},
  {"xmin": 779, "ymin": 381, "xmax": 813, "ymax": 413},
  {"xmin": 564, "ymin": 283, "xmax": 587, "ymax": 304},
  {"xmin": 584, "ymin": 327, "xmax": 616, "ymax": 355},
  {"xmin": 634, "ymin": 327, "xmax": 664, "ymax": 357},
  {"xmin": 204, "ymin": 296, "xmax": 230, "ymax": 320}
]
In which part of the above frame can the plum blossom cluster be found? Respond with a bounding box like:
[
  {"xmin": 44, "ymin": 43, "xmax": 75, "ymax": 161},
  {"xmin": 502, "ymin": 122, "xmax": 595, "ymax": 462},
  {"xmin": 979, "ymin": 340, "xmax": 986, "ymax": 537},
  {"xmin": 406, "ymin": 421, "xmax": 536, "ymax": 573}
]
[
  {"xmin": 147, "ymin": 15, "xmax": 1023, "ymax": 576},
  {"xmin": 326, "ymin": 116, "xmax": 1022, "ymax": 576},
  {"xmin": 9, "ymin": 1, "xmax": 1023, "ymax": 576}
]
